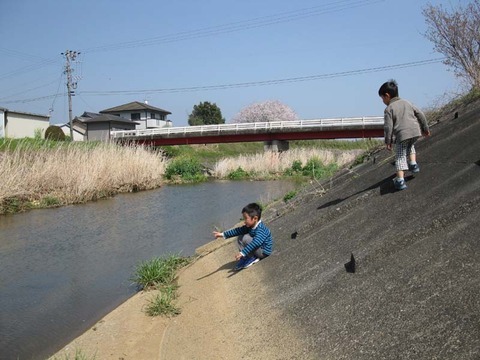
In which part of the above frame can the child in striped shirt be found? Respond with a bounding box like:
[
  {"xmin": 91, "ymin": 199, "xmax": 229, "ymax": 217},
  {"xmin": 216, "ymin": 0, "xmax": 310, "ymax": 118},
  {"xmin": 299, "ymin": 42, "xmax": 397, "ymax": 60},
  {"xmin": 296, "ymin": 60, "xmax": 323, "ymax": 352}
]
[{"xmin": 213, "ymin": 203, "xmax": 273, "ymax": 270}]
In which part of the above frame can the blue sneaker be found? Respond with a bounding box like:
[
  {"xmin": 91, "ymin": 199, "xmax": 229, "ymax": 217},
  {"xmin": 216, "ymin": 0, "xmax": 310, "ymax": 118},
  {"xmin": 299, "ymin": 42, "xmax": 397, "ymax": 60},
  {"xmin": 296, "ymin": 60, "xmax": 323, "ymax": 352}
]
[
  {"xmin": 241, "ymin": 256, "xmax": 259, "ymax": 269},
  {"xmin": 393, "ymin": 178, "xmax": 407, "ymax": 190},
  {"xmin": 234, "ymin": 257, "xmax": 249, "ymax": 271},
  {"xmin": 408, "ymin": 163, "xmax": 420, "ymax": 173},
  {"xmin": 234, "ymin": 256, "xmax": 259, "ymax": 270}
]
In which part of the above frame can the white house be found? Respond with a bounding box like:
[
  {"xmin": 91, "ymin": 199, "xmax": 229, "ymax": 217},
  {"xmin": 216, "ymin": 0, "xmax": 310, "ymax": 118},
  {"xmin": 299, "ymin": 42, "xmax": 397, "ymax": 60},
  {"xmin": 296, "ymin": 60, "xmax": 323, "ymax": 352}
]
[
  {"xmin": 100, "ymin": 101, "xmax": 172, "ymax": 130},
  {"xmin": 59, "ymin": 123, "xmax": 86, "ymax": 141},
  {"xmin": 0, "ymin": 107, "xmax": 50, "ymax": 138}
]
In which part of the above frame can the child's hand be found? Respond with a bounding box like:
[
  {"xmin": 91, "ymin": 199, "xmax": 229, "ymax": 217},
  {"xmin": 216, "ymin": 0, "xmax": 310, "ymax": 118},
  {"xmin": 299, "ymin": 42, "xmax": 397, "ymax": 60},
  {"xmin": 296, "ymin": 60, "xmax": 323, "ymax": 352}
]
[
  {"xmin": 235, "ymin": 252, "xmax": 244, "ymax": 261},
  {"xmin": 423, "ymin": 130, "xmax": 431, "ymax": 137},
  {"xmin": 213, "ymin": 231, "xmax": 223, "ymax": 238},
  {"xmin": 386, "ymin": 143, "xmax": 393, "ymax": 151}
]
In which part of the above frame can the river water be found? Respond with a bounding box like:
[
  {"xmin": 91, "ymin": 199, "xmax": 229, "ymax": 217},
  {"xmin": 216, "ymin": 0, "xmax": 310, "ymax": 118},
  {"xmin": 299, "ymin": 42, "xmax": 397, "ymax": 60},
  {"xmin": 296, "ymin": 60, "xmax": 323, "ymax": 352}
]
[{"xmin": 0, "ymin": 180, "xmax": 295, "ymax": 360}]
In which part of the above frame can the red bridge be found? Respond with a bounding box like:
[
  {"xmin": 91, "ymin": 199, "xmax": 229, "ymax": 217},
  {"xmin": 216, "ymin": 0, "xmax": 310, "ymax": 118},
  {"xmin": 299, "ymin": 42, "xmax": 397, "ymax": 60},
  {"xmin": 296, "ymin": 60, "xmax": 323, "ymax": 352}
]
[{"xmin": 111, "ymin": 116, "xmax": 384, "ymax": 147}]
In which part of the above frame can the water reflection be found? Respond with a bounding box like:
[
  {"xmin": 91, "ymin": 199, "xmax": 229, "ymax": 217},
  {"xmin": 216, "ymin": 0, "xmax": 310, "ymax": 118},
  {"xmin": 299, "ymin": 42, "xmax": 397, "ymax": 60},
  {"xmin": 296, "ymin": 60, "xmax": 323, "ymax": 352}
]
[{"xmin": 0, "ymin": 180, "xmax": 295, "ymax": 360}]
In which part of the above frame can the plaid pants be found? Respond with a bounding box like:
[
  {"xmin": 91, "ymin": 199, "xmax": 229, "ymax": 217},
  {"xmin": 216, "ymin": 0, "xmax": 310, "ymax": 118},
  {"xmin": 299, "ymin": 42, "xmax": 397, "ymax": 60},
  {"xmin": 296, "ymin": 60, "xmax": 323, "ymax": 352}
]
[{"xmin": 395, "ymin": 138, "xmax": 418, "ymax": 171}]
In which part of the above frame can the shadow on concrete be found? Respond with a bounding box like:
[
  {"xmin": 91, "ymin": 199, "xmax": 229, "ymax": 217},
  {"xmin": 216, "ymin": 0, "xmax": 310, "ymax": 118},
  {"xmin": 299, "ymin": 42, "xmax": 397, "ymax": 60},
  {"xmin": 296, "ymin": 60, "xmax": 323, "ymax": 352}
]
[
  {"xmin": 317, "ymin": 175, "xmax": 396, "ymax": 210},
  {"xmin": 196, "ymin": 260, "xmax": 237, "ymax": 280}
]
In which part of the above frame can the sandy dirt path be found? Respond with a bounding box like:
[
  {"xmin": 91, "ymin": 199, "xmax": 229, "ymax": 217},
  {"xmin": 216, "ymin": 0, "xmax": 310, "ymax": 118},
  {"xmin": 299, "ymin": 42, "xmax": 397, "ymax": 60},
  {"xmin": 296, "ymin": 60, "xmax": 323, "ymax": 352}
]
[{"xmin": 52, "ymin": 237, "xmax": 311, "ymax": 360}]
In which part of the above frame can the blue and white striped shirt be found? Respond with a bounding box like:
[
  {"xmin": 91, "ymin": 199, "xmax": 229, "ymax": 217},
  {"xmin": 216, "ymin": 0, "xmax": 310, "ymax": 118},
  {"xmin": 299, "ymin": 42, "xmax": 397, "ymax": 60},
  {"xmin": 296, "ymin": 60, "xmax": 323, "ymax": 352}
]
[{"xmin": 223, "ymin": 220, "xmax": 273, "ymax": 256}]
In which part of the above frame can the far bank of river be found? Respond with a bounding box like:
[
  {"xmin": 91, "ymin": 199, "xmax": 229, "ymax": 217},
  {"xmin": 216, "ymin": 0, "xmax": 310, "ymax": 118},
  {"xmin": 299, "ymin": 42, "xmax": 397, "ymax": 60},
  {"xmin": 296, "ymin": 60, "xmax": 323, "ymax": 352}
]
[{"xmin": 0, "ymin": 180, "xmax": 298, "ymax": 360}]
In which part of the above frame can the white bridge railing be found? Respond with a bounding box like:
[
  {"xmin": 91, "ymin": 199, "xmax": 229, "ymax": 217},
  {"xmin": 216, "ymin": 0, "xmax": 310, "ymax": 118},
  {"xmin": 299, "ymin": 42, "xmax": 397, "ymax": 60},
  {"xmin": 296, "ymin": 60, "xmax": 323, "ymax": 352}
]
[{"xmin": 111, "ymin": 116, "xmax": 384, "ymax": 139}]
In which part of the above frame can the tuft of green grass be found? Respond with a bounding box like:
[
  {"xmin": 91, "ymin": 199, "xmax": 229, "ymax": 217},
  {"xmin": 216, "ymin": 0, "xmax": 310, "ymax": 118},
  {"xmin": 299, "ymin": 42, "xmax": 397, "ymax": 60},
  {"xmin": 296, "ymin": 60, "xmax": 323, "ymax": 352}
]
[
  {"xmin": 164, "ymin": 156, "xmax": 207, "ymax": 182},
  {"xmin": 51, "ymin": 348, "xmax": 96, "ymax": 360},
  {"xmin": 145, "ymin": 284, "xmax": 181, "ymax": 317},
  {"xmin": 227, "ymin": 167, "xmax": 251, "ymax": 180},
  {"xmin": 132, "ymin": 254, "xmax": 190, "ymax": 317},
  {"xmin": 283, "ymin": 190, "xmax": 297, "ymax": 203},
  {"xmin": 283, "ymin": 157, "xmax": 338, "ymax": 180},
  {"xmin": 132, "ymin": 254, "xmax": 190, "ymax": 289},
  {"xmin": 40, "ymin": 196, "xmax": 61, "ymax": 207}
]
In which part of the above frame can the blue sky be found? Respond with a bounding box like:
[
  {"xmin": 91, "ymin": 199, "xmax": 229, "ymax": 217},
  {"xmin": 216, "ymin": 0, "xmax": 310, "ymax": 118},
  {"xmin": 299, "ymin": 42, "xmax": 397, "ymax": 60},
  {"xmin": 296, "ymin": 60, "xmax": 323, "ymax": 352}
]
[{"xmin": 0, "ymin": 0, "xmax": 469, "ymax": 126}]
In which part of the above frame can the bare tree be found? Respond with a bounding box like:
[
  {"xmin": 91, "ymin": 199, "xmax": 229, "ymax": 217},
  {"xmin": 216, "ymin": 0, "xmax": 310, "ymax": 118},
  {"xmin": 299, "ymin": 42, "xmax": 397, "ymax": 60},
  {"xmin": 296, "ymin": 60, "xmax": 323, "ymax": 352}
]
[{"xmin": 423, "ymin": 1, "xmax": 480, "ymax": 90}]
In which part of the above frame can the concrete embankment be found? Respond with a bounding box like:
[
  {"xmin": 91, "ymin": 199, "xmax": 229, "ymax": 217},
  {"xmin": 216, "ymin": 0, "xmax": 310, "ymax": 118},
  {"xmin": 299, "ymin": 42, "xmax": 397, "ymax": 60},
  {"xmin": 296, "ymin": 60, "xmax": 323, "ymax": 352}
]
[
  {"xmin": 252, "ymin": 99, "xmax": 480, "ymax": 359},
  {"xmin": 160, "ymin": 99, "xmax": 480, "ymax": 359}
]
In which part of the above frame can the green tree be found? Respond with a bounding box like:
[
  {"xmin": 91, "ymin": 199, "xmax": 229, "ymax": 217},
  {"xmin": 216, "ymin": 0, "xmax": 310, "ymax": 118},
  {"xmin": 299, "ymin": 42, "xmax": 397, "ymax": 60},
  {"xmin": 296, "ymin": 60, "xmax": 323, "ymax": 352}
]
[
  {"xmin": 188, "ymin": 101, "xmax": 225, "ymax": 126},
  {"xmin": 44, "ymin": 125, "xmax": 66, "ymax": 141}
]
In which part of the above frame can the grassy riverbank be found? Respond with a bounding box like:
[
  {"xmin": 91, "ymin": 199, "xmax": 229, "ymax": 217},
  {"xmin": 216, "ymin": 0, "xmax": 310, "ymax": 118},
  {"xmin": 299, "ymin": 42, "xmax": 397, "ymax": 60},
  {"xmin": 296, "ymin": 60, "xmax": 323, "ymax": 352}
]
[
  {"xmin": 162, "ymin": 139, "xmax": 381, "ymax": 182},
  {"xmin": 0, "ymin": 137, "xmax": 381, "ymax": 215},
  {"xmin": 0, "ymin": 139, "xmax": 167, "ymax": 214}
]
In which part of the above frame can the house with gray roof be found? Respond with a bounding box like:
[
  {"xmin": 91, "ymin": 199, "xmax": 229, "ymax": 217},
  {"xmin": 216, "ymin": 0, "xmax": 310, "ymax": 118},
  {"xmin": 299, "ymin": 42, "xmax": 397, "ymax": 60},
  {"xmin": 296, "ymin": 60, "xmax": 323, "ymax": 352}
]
[
  {"xmin": 71, "ymin": 112, "xmax": 138, "ymax": 142},
  {"xmin": 100, "ymin": 101, "xmax": 172, "ymax": 130}
]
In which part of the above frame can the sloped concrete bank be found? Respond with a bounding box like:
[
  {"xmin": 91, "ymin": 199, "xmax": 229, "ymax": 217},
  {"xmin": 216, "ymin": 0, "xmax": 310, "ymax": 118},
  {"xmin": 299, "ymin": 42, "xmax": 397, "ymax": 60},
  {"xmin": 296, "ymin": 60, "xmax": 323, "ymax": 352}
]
[{"xmin": 255, "ymin": 100, "xmax": 480, "ymax": 359}]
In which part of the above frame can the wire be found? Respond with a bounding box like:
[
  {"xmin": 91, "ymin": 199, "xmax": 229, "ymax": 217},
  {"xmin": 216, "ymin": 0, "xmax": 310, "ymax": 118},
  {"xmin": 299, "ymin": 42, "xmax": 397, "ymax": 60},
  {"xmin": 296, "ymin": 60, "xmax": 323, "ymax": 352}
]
[
  {"xmin": 3, "ymin": 58, "xmax": 444, "ymax": 104},
  {"xmin": 2, "ymin": 93, "xmax": 64, "ymax": 104},
  {"xmin": 4, "ymin": 58, "xmax": 443, "ymax": 102},
  {"xmin": 0, "ymin": 1, "xmax": 381, "ymax": 81},
  {"xmin": 49, "ymin": 73, "xmax": 65, "ymax": 113},
  {"xmin": 77, "ymin": 93, "xmax": 95, "ymax": 112},
  {"xmin": 0, "ymin": 47, "xmax": 50, "ymax": 61},
  {"xmin": 0, "ymin": 57, "xmax": 60, "ymax": 81},
  {"xmin": 0, "ymin": 77, "xmax": 62, "ymax": 101},
  {"xmin": 82, "ymin": 0, "xmax": 384, "ymax": 53},
  {"xmin": 80, "ymin": 58, "xmax": 445, "ymax": 96}
]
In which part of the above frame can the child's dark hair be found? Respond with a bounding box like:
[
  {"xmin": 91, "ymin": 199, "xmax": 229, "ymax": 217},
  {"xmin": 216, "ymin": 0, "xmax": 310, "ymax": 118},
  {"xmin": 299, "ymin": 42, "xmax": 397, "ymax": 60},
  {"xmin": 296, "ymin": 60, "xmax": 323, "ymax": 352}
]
[
  {"xmin": 242, "ymin": 203, "xmax": 262, "ymax": 219},
  {"xmin": 378, "ymin": 79, "xmax": 399, "ymax": 98}
]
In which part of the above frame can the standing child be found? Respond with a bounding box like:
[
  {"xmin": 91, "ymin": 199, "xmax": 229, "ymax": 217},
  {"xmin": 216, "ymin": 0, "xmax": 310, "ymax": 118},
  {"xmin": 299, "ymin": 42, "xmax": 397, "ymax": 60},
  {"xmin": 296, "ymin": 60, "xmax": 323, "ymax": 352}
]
[
  {"xmin": 213, "ymin": 203, "xmax": 273, "ymax": 270},
  {"xmin": 378, "ymin": 80, "xmax": 431, "ymax": 190}
]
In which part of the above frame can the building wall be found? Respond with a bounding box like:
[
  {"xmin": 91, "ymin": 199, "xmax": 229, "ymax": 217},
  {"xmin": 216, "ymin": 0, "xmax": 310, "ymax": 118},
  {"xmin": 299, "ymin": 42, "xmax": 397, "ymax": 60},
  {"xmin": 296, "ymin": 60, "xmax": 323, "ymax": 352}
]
[
  {"xmin": 60, "ymin": 126, "xmax": 85, "ymax": 141},
  {"xmin": 0, "ymin": 110, "xmax": 5, "ymax": 138},
  {"xmin": 112, "ymin": 111, "xmax": 170, "ymax": 130},
  {"xmin": 86, "ymin": 122, "xmax": 111, "ymax": 142},
  {"xmin": 5, "ymin": 112, "xmax": 50, "ymax": 138}
]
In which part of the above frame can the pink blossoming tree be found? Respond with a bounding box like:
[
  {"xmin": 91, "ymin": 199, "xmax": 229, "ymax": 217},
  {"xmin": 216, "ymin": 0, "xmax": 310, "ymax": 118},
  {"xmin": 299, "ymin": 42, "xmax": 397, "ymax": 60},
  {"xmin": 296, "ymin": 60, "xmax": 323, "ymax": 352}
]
[{"xmin": 232, "ymin": 100, "xmax": 298, "ymax": 123}]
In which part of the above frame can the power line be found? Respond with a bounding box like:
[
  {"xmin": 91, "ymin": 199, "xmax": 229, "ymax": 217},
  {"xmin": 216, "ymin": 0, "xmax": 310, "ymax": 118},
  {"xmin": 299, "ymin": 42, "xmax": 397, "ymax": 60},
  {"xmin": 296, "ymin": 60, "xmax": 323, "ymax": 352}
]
[
  {"xmin": 3, "ymin": 58, "xmax": 443, "ymax": 103},
  {"xmin": 2, "ymin": 93, "xmax": 63, "ymax": 104},
  {"xmin": 79, "ymin": 58, "xmax": 445, "ymax": 96},
  {"xmin": 82, "ymin": 0, "xmax": 384, "ymax": 54},
  {"xmin": 49, "ymin": 73, "xmax": 65, "ymax": 115},
  {"xmin": 0, "ymin": 77, "xmax": 62, "ymax": 101},
  {"xmin": 0, "ymin": 47, "xmax": 51, "ymax": 61},
  {"xmin": 0, "ymin": 57, "xmax": 60, "ymax": 81},
  {"xmin": 0, "ymin": 0, "xmax": 382, "ymax": 82}
]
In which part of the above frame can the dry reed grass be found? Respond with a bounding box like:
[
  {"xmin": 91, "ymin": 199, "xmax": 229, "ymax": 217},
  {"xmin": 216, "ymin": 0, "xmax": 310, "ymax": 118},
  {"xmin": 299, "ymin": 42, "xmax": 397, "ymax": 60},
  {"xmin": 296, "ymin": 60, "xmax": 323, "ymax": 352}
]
[
  {"xmin": 212, "ymin": 148, "xmax": 363, "ymax": 178},
  {"xmin": 0, "ymin": 141, "xmax": 167, "ymax": 211}
]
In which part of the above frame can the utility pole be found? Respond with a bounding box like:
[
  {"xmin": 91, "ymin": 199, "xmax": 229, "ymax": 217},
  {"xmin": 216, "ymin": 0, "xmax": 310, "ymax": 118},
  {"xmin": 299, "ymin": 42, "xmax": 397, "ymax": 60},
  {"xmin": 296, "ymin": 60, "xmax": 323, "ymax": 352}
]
[{"xmin": 62, "ymin": 50, "xmax": 80, "ymax": 140}]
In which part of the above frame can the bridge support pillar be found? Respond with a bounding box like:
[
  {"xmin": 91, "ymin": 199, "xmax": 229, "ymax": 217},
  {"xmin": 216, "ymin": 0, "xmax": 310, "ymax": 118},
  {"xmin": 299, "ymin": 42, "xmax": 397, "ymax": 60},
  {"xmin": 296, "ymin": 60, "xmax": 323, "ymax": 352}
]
[{"xmin": 264, "ymin": 140, "xmax": 289, "ymax": 152}]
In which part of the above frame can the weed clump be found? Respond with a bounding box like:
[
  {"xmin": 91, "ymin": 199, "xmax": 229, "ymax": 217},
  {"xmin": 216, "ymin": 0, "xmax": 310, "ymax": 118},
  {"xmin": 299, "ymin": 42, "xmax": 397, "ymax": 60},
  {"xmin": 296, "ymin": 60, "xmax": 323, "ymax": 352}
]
[
  {"xmin": 164, "ymin": 156, "xmax": 206, "ymax": 182},
  {"xmin": 227, "ymin": 167, "xmax": 250, "ymax": 180},
  {"xmin": 283, "ymin": 190, "xmax": 297, "ymax": 203},
  {"xmin": 132, "ymin": 254, "xmax": 190, "ymax": 317}
]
